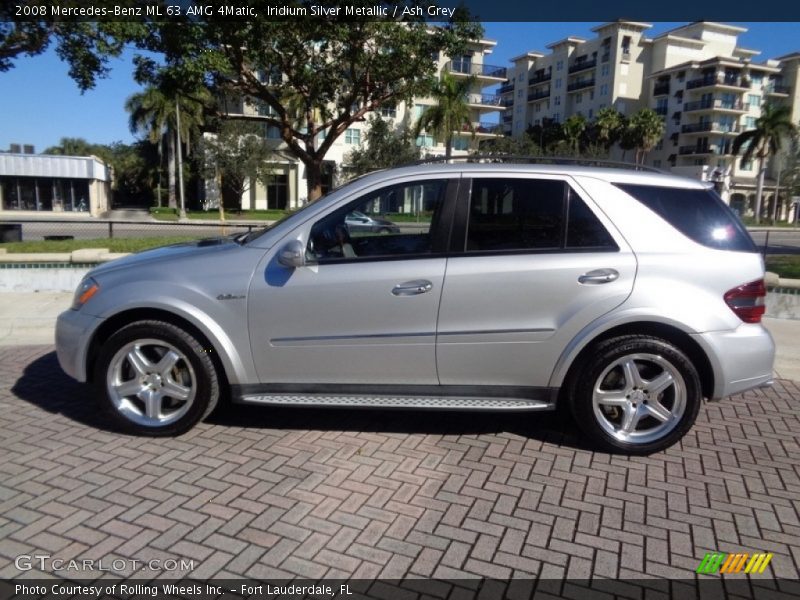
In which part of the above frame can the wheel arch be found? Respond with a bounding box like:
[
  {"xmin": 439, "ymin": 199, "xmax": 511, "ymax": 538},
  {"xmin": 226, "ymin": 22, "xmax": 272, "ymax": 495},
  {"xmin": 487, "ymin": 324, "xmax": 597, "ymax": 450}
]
[
  {"xmin": 85, "ymin": 308, "xmax": 232, "ymax": 390},
  {"xmin": 554, "ymin": 321, "xmax": 715, "ymax": 402}
]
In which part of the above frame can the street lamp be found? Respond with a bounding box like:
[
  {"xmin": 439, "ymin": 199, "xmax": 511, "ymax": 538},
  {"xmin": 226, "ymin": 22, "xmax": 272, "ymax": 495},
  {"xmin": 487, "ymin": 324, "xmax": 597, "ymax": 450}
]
[{"xmin": 176, "ymin": 97, "xmax": 187, "ymax": 221}]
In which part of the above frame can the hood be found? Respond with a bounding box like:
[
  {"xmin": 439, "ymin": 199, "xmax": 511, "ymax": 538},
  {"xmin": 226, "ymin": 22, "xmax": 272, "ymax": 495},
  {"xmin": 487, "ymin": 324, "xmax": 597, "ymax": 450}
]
[{"xmin": 88, "ymin": 236, "xmax": 240, "ymax": 278}]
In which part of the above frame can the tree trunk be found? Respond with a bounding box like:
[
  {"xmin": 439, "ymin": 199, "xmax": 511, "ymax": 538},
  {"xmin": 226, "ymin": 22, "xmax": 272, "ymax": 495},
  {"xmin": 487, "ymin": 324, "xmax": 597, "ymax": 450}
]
[
  {"xmin": 306, "ymin": 159, "xmax": 324, "ymax": 203},
  {"xmin": 445, "ymin": 136, "xmax": 452, "ymax": 160},
  {"xmin": 167, "ymin": 132, "xmax": 177, "ymax": 209},
  {"xmin": 754, "ymin": 158, "xmax": 766, "ymax": 225},
  {"xmin": 216, "ymin": 167, "xmax": 225, "ymax": 222}
]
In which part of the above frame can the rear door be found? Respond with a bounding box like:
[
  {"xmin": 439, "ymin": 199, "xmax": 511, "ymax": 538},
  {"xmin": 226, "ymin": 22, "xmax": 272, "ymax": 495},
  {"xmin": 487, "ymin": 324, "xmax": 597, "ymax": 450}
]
[{"xmin": 435, "ymin": 173, "xmax": 636, "ymax": 387}]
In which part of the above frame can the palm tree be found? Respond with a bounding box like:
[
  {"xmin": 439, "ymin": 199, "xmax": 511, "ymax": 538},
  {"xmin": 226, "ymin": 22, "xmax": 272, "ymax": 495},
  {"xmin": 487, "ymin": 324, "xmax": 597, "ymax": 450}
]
[
  {"xmin": 562, "ymin": 114, "xmax": 587, "ymax": 156},
  {"xmin": 414, "ymin": 72, "xmax": 475, "ymax": 159},
  {"xmin": 628, "ymin": 108, "xmax": 665, "ymax": 165},
  {"xmin": 593, "ymin": 107, "xmax": 624, "ymax": 150},
  {"xmin": 126, "ymin": 86, "xmax": 209, "ymax": 208},
  {"xmin": 733, "ymin": 104, "xmax": 798, "ymax": 224}
]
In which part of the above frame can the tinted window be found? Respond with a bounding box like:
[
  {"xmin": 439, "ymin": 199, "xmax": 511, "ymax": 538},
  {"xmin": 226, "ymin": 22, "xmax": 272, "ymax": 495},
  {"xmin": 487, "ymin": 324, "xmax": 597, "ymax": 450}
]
[
  {"xmin": 466, "ymin": 178, "xmax": 617, "ymax": 252},
  {"xmin": 566, "ymin": 193, "xmax": 617, "ymax": 249},
  {"xmin": 614, "ymin": 183, "xmax": 757, "ymax": 252},
  {"xmin": 308, "ymin": 180, "xmax": 447, "ymax": 262},
  {"xmin": 467, "ymin": 179, "xmax": 565, "ymax": 251}
]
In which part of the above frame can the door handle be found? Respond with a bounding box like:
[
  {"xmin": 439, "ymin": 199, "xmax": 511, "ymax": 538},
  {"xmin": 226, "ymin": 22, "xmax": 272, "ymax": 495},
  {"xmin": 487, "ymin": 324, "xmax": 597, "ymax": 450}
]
[
  {"xmin": 578, "ymin": 269, "xmax": 619, "ymax": 285},
  {"xmin": 392, "ymin": 280, "xmax": 433, "ymax": 296}
]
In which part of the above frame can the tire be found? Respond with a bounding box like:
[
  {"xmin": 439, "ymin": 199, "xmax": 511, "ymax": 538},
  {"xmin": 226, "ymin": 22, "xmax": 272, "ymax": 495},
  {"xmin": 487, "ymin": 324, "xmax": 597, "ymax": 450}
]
[
  {"xmin": 567, "ymin": 335, "xmax": 702, "ymax": 454},
  {"xmin": 378, "ymin": 227, "xmax": 392, "ymax": 234},
  {"xmin": 94, "ymin": 320, "xmax": 220, "ymax": 436}
]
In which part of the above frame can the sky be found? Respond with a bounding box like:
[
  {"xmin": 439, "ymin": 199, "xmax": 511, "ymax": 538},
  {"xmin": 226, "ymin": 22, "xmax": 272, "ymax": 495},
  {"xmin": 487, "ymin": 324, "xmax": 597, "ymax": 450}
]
[{"xmin": 1, "ymin": 22, "xmax": 799, "ymax": 153}]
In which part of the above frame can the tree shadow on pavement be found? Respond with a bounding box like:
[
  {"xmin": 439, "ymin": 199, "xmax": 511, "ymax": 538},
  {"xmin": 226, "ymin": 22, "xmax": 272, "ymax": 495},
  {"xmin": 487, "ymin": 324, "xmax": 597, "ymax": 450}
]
[{"xmin": 12, "ymin": 350, "xmax": 591, "ymax": 450}]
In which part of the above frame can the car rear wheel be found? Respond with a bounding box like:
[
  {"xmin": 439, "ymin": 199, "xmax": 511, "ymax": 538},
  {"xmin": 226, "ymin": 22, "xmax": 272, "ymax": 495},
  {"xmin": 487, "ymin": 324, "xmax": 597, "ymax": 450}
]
[
  {"xmin": 94, "ymin": 320, "xmax": 220, "ymax": 435},
  {"xmin": 569, "ymin": 335, "xmax": 702, "ymax": 454}
]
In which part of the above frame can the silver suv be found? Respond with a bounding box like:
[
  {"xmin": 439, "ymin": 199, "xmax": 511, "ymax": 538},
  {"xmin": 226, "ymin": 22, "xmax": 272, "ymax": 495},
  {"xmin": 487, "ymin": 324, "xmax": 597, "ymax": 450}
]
[{"xmin": 56, "ymin": 161, "xmax": 774, "ymax": 454}]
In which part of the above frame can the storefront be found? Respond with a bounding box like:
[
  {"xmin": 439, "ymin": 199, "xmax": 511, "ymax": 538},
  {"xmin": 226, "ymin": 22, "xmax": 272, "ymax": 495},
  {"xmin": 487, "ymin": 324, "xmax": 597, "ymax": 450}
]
[{"xmin": 0, "ymin": 153, "xmax": 111, "ymax": 217}]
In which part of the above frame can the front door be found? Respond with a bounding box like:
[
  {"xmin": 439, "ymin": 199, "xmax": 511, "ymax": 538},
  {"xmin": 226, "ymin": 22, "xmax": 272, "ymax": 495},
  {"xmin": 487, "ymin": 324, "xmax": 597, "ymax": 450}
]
[
  {"xmin": 436, "ymin": 174, "xmax": 636, "ymax": 388},
  {"xmin": 248, "ymin": 176, "xmax": 458, "ymax": 385}
]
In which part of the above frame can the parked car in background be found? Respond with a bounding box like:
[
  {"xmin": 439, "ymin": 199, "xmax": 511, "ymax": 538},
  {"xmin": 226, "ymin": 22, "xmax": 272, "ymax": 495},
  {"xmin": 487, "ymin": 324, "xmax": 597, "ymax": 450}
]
[
  {"xmin": 56, "ymin": 158, "xmax": 774, "ymax": 454},
  {"xmin": 345, "ymin": 210, "xmax": 401, "ymax": 234}
]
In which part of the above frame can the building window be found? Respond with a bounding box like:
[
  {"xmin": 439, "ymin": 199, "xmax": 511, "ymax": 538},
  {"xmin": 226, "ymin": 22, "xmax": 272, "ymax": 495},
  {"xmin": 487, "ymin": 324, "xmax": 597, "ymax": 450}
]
[
  {"xmin": 553, "ymin": 112, "xmax": 560, "ymax": 122},
  {"xmin": 588, "ymin": 109, "xmax": 593, "ymax": 119},
  {"xmin": 452, "ymin": 137, "xmax": 470, "ymax": 151},
  {"xmin": 345, "ymin": 129, "xmax": 361, "ymax": 144},
  {"xmin": 517, "ymin": 89, "xmax": 524, "ymax": 98},
  {"xmin": 745, "ymin": 116, "xmax": 756, "ymax": 129},
  {"xmin": 415, "ymin": 134, "xmax": 435, "ymax": 147},
  {"xmin": 556, "ymin": 60, "xmax": 563, "ymax": 71},
  {"xmin": 576, "ymin": 93, "xmax": 582, "ymax": 104},
  {"xmin": 601, "ymin": 64, "xmax": 610, "ymax": 77},
  {"xmin": 600, "ymin": 84, "xmax": 609, "ymax": 96},
  {"xmin": 413, "ymin": 104, "xmax": 429, "ymax": 120},
  {"xmin": 751, "ymin": 73, "xmax": 763, "ymax": 86},
  {"xmin": 741, "ymin": 159, "xmax": 752, "ymax": 171},
  {"xmin": 264, "ymin": 125, "xmax": 281, "ymax": 140},
  {"xmin": 266, "ymin": 174, "xmax": 288, "ymax": 210},
  {"xmin": 677, "ymin": 71, "xmax": 685, "ymax": 82},
  {"xmin": 555, "ymin": 78, "xmax": 562, "ymax": 89},
  {"xmin": 379, "ymin": 105, "xmax": 397, "ymax": 118},
  {"xmin": 554, "ymin": 96, "xmax": 561, "ymax": 106},
  {"xmin": 747, "ymin": 94, "xmax": 760, "ymax": 109}
]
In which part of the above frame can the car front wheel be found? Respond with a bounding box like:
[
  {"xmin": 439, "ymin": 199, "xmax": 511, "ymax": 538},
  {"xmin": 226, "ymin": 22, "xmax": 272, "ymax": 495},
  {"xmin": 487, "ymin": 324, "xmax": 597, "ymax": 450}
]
[
  {"xmin": 569, "ymin": 335, "xmax": 702, "ymax": 454},
  {"xmin": 94, "ymin": 320, "xmax": 220, "ymax": 435}
]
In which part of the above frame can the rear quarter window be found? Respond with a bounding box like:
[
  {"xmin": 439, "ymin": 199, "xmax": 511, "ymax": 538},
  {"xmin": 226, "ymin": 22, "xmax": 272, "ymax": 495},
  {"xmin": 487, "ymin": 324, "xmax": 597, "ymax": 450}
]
[{"xmin": 613, "ymin": 183, "xmax": 757, "ymax": 252}]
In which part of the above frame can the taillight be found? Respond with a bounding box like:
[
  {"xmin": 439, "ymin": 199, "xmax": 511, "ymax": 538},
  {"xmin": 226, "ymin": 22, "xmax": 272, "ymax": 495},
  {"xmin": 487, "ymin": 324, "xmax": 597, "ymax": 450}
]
[{"xmin": 724, "ymin": 279, "xmax": 766, "ymax": 323}]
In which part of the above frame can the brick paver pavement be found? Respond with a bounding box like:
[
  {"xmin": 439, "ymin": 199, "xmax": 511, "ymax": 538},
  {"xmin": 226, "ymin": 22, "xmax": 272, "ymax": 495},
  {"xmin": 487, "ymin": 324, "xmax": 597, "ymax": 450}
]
[{"xmin": 0, "ymin": 345, "xmax": 799, "ymax": 582}]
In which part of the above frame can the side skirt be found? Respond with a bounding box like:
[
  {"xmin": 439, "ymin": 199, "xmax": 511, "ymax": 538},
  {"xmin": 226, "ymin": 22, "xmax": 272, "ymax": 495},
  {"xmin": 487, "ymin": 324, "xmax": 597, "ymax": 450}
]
[{"xmin": 231, "ymin": 383, "xmax": 558, "ymax": 412}]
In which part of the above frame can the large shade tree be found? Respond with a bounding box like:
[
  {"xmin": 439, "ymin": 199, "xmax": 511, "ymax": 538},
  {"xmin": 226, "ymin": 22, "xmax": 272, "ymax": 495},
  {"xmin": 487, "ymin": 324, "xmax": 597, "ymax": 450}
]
[
  {"xmin": 126, "ymin": 7, "xmax": 482, "ymax": 201},
  {"xmin": 733, "ymin": 104, "xmax": 798, "ymax": 224},
  {"xmin": 627, "ymin": 108, "xmax": 665, "ymax": 165}
]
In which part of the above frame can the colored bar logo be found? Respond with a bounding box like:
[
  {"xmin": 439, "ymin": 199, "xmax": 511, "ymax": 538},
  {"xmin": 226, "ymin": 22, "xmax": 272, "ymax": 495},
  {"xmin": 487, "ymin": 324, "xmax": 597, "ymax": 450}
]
[{"xmin": 696, "ymin": 552, "xmax": 773, "ymax": 574}]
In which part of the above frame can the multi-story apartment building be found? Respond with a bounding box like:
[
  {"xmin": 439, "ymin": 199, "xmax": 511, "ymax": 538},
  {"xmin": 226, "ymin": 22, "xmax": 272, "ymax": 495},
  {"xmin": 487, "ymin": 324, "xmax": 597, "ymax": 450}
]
[
  {"xmin": 501, "ymin": 21, "xmax": 799, "ymax": 215},
  {"xmin": 502, "ymin": 22, "xmax": 652, "ymax": 137},
  {"xmin": 209, "ymin": 38, "xmax": 505, "ymax": 210},
  {"xmin": 645, "ymin": 22, "xmax": 799, "ymax": 214}
]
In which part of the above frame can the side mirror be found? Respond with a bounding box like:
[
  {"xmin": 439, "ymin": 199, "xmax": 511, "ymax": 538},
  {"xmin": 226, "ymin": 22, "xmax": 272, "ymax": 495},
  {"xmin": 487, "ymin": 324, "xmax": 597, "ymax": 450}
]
[{"xmin": 278, "ymin": 239, "xmax": 306, "ymax": 268}]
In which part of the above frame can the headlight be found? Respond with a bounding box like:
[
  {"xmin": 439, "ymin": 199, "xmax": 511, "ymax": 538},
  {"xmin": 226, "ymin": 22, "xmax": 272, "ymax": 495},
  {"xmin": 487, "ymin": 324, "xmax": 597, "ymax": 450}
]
[{"xmin": 72, "ymin": 277, "xmax": 99, "ymax": 310}]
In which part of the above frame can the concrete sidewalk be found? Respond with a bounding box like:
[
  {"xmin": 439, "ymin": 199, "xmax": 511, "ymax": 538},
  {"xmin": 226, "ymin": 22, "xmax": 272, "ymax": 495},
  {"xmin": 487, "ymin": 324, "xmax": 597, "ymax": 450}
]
[{"xmin": 0, "ymin": 291, "xmax": 797, "ymax": 381}]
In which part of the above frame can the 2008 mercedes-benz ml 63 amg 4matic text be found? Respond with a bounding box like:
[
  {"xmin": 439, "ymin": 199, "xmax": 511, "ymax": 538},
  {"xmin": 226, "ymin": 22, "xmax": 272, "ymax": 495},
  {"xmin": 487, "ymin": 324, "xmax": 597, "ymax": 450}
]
[{"xmin": 56, "ymin": 160, "xmax": 774, "ymax": 454}]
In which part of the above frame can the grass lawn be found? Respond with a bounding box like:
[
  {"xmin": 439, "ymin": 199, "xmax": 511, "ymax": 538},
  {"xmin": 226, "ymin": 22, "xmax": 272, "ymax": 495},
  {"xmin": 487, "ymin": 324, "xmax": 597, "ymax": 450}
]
[
  {"xmin": 150, "ymin": 209, "xmax": 286, "ymax": 221},
  {"xmin": 0, "ymin": 237, "xmax": 202, "ymax": 254},
  {"xmin": 765, "ymin": 255, "xmax": 800, "ymax": 280}
]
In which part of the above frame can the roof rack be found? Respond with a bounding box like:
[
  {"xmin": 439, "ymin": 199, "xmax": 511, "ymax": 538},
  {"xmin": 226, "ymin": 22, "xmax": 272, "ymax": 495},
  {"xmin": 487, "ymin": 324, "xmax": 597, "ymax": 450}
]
[{"xmin": 408, "ymin": 155, "xmax": 664, "ymax": 173}]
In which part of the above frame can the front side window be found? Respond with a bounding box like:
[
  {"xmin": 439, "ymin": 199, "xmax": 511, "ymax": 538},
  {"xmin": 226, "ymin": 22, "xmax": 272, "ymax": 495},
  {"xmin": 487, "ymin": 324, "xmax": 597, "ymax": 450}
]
[
  {"xmin": 308, "ymin": 180, "xmax": 448, "ymax": 262},
  {"xmin": 345, "ymin": 129, "xmax": 361, "ymax": 144},
  {"xmin": 465, "ymin": 178, "xmax": 616, "ymax": 252}
]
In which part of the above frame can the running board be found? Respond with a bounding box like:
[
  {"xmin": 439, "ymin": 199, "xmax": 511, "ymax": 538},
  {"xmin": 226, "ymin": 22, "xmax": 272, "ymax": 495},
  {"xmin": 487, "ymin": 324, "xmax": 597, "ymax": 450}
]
[{"xmin": 237, "ymin": 393, "xmax": 554, "ymax": 411}]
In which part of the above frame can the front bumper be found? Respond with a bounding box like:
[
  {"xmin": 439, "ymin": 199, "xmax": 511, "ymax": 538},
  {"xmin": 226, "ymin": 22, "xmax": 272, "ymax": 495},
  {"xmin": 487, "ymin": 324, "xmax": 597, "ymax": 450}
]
[
  {"xmin": 692, "ymin": 323, "xmax": 775, "ymax": 399},
  {"xmin": 55, "ymin": 309, "xmax": 101, "ymax": 382}
]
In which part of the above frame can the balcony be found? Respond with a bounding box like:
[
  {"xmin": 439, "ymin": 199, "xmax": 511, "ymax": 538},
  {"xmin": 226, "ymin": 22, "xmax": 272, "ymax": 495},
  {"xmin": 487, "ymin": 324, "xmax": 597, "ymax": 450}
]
[
  {"xmin": 447, "ymin": 61, "xmax": 507, "ymax": 80},
  {"xmin": 653, "ymin": 82, "xmax": 670, "ymax": 96},
  {"xmin": 529, "ymin": 72, "xmax": 552, "ymax": 86},
  {"xmin": 766, "ymin": 84, "xmax": 791, "ymax": 95},
  {"xmin": 686, "ymin": 74, "xmax": 749, "ymax": 90},
  {"xmin": 501, "ymin": 96, "xmax": 514, "ymax": 107},
  {"xmin": 466, "ymin": 93, "xmax": 504, "ymax": 108},
  {"xmin": 528, "ymin": 88, "xmax": 551, "ymax": 102},
  {"xmin": 502, "ymin": 113, "xmax": 513, "ymax": 123},
  {"xmin": 498, "ymin": 82, "xmax": 515, "ymax": 95},
  {"xmin": 620, "ymin": 48, "xmax": 631, "ymax": 63},
  {"xmin": 567, "ymin": 78, "xmax": 595, "ymax": 92},
  {"xmin": 683, "ymin": 98, "xmax": 747, "ymax": 112},
  {"xmin": 681, "ymin": 122, "xmax": 741, "ymax": 134},
  {"xmin": 469, "ymin": 121, "xmax": 505, "ymax": 136},
  {"xmin": 679, "ymin": 144, "xmax": 731, "ymax": 156},
  {"xmin": 568, "ymin": 58, "xmax": 597, "ymax": 74}
]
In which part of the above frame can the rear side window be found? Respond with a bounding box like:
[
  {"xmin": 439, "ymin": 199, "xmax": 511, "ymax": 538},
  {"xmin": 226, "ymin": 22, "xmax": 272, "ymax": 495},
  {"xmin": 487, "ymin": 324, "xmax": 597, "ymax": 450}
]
[
  {"xmin": 614, "ymin": 183, "xmax": 756, "ymax": 252},
  {"xmin": 466, "ymin": 178, "xmax": 617, "ymax": 252}
]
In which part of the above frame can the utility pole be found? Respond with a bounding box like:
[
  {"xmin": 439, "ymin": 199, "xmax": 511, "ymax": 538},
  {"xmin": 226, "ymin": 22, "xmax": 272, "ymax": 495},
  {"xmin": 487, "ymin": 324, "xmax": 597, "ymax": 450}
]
[{"xmin": 176, "ymin": 97, "xmax": 186, "ymax": 220}]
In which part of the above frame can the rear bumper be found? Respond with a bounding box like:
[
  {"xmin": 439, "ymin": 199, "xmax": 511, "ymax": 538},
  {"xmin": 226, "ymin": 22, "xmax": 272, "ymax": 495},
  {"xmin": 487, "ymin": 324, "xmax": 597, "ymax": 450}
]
[{"xmin": 692, "ymin": 323, "xmax": 775, "ymax": 399}]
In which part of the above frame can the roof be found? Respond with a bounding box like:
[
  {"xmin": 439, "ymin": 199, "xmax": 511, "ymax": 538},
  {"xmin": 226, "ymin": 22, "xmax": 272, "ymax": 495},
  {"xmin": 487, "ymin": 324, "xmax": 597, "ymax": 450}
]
[
  {"xmin": 356, "ymin": 162, "xmax": 707, "ymax": 189},
  {"xmin": 0, "ymin": 153, "xmax": 111, "ymax": 181},
  {"xmin": 591, "ymin": 21, "xmax": 652, "ymax": 33},
  {"xmin": 546, "ymin": 37, "xmax": 587, "ymax": 50}
]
